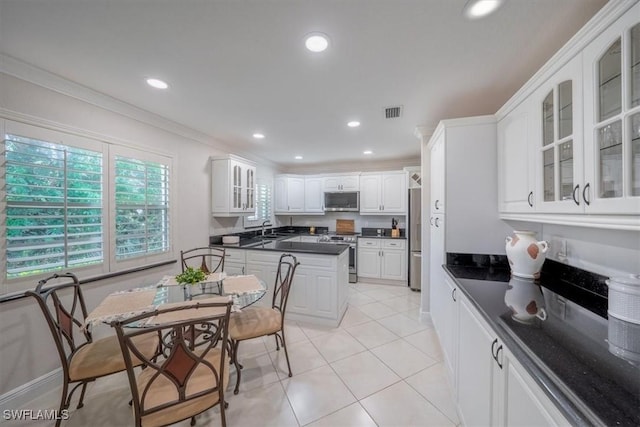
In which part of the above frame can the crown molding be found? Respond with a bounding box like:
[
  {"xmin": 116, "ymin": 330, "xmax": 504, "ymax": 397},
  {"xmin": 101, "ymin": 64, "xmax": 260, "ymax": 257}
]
[{"xmin": 495, "ymin": 0, "xmax": 638, "ymax": 120}]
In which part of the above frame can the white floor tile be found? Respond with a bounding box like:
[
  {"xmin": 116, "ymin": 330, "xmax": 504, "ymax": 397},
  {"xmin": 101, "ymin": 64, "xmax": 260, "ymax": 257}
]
[
  {"xmin": 403, "ymin": 328, "xmax": 444, "ymax": 361},
  {"xmin": 347, "ymin": 292, "xmax": 376, "ymax": 306},
  {"xmin": 359, "ymin": 288, "xmax": 398, "ymax": 301},
  {"xmin": 222, "ymin": 381, "xmax": 299, "ymax": 427},
  {"xmin": 236, "ymin": 336, "xmax": 269, "ymax": 357},
  {"xmin": 306, "ymin": 403, "xmax": 377, "ymax": 427},
  {"xmin": 269, "ymin": 340, "xmax": 327, "ymax": 379},
  {"xmin": 282, "ymin": 365, "xmax": 356, "ymax": 426},
  {"xmin": 376, "ymin": 313, "xmax": 429, "ymax": 337},
  {"xmin": 406, "ymin": 363, "xmax": 460, "ymax": 425},
  {"xmin": 338, "ymin": 305, "xmax": 373, "ymax": 328},
  {"xmin": 360, "ymin": 381, "xmax": 455, "ymax": 427},
  {"xmin": 371, "ymin": 339, "xmax": 437, "ymax": 378},
  {"xmin": 262, "ymin": 323, "xmax": 309, "ymax": 352},
  {"xmin": 380, "ymin": 295, "xmax": 421, "ymax": 312},
  {"xmin": 297, "ymin": 321, "xmax": 341, "ymax": 339},
  {"xmin": 229, "ymin": 352, "xmax": 280, "ymax": 393},
  {"xmin": 345, "ymin": 321, "xmax": 399, "ymax": 349},
  {"xmin": 310, "ymin": 330, "xmax": 367, "ymax": 363},
  {"xmin": 357, "ymin": 301, "xmax": 399, "ymax": 320},
  {"xmin": 331, "ymin": 351, "xmax": 401, "ymax": 399}
]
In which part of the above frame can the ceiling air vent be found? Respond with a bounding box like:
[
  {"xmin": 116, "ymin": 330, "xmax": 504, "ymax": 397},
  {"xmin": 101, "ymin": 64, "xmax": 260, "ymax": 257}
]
[{"xmin": 384, "ymin": 105, "xmax": 403, "ymax": 119}]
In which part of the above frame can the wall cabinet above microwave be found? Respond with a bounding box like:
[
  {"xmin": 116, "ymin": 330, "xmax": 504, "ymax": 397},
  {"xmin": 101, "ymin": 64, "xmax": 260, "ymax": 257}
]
[
  {"xmin": 359, "ymin": 171, "xmax": 408, "ymax": 214},
  {"xmin": 323, "ymin": 174, "xmax": 360, "ymax": 192}
]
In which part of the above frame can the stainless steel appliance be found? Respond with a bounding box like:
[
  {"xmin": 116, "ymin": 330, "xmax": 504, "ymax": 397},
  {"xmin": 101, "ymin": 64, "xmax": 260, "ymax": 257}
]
[
  {"xmin": 408, "ymin": 188, "xmax": 421, "ymax": 291},
  {"xmin": 324, "ymin": 191, "xmax": 359, "ymax": 212},
  {"xmin": 319, "ymin": 233, "xmax": 358, "ymax": 283}
]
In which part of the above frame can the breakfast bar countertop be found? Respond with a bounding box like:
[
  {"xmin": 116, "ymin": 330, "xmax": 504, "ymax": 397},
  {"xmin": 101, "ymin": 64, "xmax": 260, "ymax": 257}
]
[{"xmin": 444, "ymin": 257, "xmax": 640, "ymax": 427}]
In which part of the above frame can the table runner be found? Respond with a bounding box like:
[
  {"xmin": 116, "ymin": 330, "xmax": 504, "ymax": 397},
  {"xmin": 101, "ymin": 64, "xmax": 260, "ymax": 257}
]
[
  {"xmin": 145, "ymin": 295, "xmax": 232, "ymax": 325},
  {"xmin": 84, "ymin": 287, "xmax": 157, "ymax": 330},
  {"xmin": 223, "ymin": 275, "xmax": 265, "ymax": 295}
]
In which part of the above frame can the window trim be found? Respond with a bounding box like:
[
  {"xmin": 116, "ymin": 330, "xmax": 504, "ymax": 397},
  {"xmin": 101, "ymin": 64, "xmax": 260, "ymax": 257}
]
[{"xmin": 1, "ymin": 119, "xmax": 175, "ymax": 295}]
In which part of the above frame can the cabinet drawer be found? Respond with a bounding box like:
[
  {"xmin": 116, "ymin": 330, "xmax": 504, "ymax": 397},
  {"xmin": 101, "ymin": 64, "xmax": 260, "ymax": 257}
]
[
  {"xmin": 382, "ymin": 239, "xmax": 406, "ymax": 250},
  {"xmin": 358, "ymin": 238, "xmax": 381, "ymax": 248},
  {"xmin": 224, "ymin": 248, "xmax": 246, "ymax": 263}
]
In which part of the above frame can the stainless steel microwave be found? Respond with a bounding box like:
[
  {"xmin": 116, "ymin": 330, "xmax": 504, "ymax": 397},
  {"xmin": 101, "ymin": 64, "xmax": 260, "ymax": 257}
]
[{"xmin": 324, "ymin": 191, "xmax": 359, "ymax": 211}]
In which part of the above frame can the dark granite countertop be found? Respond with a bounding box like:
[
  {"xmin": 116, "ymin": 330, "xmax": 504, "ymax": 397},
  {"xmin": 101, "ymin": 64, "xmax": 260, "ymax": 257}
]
[
  {"xmin": 211, "ymin": 239, "xmax": 348, "ymax": 256},
  {"xmin": 360, "ymin": 227, "xmax": 406, "ymax": 238},
  {"xmin": 444, "ymin": 256, "xmax": 639, "ymax": 427}
]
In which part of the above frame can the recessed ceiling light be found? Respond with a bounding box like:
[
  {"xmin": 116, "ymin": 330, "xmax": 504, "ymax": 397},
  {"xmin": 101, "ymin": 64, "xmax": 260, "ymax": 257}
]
[
  {"xmin": 305, "ymin": 33, "xmax": 329, "ymax": 52},
  {"xmin": 294, "ymin": 155, "xmax": 303, "ymax": 160},
  {"xmin": 463, "ymin": 0, "xmax": 503, "ymax": 19},
  {"xmin": 347, "ymin": 121, "xmax": 361, "ymax": 128},
  {"xmin": 252, "ymin": 133, "xmax": 265, "ymax": 139},
  {"xmin": 363, "ymin": 150, "xmax": 373, "ymax": 155},
  {"xmin": 146, "ymin": 78, "xmax": 169, "ymax": 89}
]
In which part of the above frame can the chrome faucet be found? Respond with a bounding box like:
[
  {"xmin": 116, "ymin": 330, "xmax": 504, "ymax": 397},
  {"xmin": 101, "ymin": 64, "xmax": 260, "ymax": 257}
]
[{"xmin": 261, "ymin": 220, "xmax": 272, "ymax": 237}]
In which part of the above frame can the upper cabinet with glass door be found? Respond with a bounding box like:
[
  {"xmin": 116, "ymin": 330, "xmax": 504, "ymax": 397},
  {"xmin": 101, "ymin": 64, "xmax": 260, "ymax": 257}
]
[
  {"xmin": 583, "ymin": 5, "xmax": 640, "ymax": 215},
  {"xmin": 535, "ymin": 54, "xmax": 584, "ymax": 213},
  {"xmin": 211, "ymin": 155, "xmax": 257, "ymax": 216}
]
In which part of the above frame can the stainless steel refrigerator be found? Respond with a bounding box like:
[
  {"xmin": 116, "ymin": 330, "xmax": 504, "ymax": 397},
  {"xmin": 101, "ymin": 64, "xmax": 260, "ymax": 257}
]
[{"xmin": 408, "ymin": 188, "xmax": 421, "ymax": 291}]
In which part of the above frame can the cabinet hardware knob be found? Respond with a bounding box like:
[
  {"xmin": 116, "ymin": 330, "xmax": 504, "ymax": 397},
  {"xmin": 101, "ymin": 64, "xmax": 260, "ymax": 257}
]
[
  {"xmin": 491, "ymin": 338, "xmax": 498, "ymax": 358},
  {"xmin": 572, "ymin": 185, "xmax": 580, "ymax": 206},
  {"xmin": 528, "ymin": 191, "xmax": 533, "ymax": 207},
  {"xmin": 451, "ymin": 287, "xmax": 457, "ymax": 302},
  {"xmin": 435, "ymin": 217, "xmax": 440, "ymax": 228},
  {"xmin": 583, "ymin": 183, "xmax": 591, "ymax": 206},
  {"xmin": 435, "ymin": 199, "xmax": 440, "ymax": 210}
]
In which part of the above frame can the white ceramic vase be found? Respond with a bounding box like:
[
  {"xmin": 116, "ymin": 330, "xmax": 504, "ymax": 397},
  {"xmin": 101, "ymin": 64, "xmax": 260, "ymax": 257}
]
[
  {"xmin": 504, "ymin": 276, "xmax": 547, "ymax": 324},
  {"xmin": 505, "ymin": 231, "xmax": 549, "ymax": 279}
]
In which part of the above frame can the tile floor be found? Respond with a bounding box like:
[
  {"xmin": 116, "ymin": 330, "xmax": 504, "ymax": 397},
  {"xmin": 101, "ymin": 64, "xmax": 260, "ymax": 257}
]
[{"xmin": 7, "ymin": 281, "xmax": 459, "ymax": 427}]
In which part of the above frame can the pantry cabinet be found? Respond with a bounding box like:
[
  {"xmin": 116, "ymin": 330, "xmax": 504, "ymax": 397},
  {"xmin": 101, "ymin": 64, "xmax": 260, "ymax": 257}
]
[
  {"xmin": 359, "ymin": 171, "xmax": 407, "ymax": 214},
  {"xmin": 357, "ymin": 238, "xmax": 407, "ymax": 282},
  {"xmin": 211, "ymin": 155, "xmax": 256, "ymax": 216}
]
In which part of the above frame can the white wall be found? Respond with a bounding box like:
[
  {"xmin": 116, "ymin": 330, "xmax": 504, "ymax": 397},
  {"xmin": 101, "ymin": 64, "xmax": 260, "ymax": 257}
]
[{"xmin": 0, "ymin": 72, "xmax": 276, "ymax": 402}]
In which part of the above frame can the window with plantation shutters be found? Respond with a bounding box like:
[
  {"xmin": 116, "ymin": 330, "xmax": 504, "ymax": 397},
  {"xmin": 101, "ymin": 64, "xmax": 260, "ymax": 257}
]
[
  {"xmin": 244, "ymin": 181, "xmax": 272, "ymax": 228},
  {"xmin": 114, "ymin": 155, "xmax": 171, "ymax": 260},
  {"xmin": 3, "ymin": 133, "xmax": 104, "ymax": 279}
]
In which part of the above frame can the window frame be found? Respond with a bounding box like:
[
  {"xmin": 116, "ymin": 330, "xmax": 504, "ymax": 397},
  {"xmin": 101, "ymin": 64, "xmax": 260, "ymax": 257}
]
[
  {"xmin": 243, "ymin": 177, "xmax": 273, "ymax": 229},
  {"xmin": 1, "ymin": 119, "xmax": 175, "ymax": 295}
]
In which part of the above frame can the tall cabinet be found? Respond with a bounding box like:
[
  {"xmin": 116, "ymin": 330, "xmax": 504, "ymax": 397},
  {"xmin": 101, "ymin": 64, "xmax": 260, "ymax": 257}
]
[{"xmin": 428, "ymin": 116, "xmax": 512, "ymax": 380}]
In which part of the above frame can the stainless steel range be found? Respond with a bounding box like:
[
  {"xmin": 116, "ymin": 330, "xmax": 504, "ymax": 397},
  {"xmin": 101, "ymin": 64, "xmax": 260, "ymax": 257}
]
[{"xmin": 318, "ymin": 233, "xmax": 357, "ymax": 283}]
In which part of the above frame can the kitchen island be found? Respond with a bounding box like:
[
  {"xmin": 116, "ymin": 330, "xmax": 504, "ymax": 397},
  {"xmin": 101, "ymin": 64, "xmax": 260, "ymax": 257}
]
[{"xmin": 211, "ymin": 232, "xmax": 349, "ymax": 327}]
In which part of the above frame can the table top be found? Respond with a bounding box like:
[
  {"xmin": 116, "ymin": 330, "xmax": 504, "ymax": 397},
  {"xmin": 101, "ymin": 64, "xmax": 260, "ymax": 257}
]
[{"xmin": 85, "ymin": 274, "xmax": 267, "ymax": 329}]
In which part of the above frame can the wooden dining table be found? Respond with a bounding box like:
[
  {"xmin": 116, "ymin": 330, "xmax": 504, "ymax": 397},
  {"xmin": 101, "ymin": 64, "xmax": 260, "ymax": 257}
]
[{"xmin": 84, "ymin": 274, "xmax": 267, "ymax": 330}]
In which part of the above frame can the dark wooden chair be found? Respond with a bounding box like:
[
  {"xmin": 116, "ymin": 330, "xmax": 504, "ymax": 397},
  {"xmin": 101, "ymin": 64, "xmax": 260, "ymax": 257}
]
[
  {"xmin": 180, "ymin": 247, "xmax": 225, "ymax": 274},
  {"xmin": 111, "ymin": 298, "xmax": 233, "ymax": 427},
  {"xmin": 25, "ymin": 273, "xmax": 159, "ymax": 427},
  {"xmin": 228, "ymin": 253, "xmax": 300, "ymax": 394}
]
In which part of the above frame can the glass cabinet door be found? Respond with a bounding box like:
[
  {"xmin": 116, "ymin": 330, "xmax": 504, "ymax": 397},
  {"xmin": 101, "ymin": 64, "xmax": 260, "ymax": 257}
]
[
  {"xmin": 539, "ymin": 79, "xmax": 576, "ymax": 207},
  {"xmin": 245, "ymin": 168, "xmax": 255, "ymax": 210},
  {"xmin": 232, "ymin": 163, "xmax": 242, "ymax": 210}
]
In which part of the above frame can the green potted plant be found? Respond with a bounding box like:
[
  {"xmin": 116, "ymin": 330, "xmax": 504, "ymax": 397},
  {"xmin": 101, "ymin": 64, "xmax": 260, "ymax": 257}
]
[{"xmin": 175, "ymin": 267, "xmax": 206, "ymax": 285}]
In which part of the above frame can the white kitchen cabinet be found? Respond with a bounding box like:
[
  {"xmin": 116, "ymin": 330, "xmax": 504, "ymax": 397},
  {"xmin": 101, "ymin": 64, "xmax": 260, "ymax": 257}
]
[
  {"xmin": 430, "ymin": 134, "xmax": 445, "ymax": 213},
  {"xmin": 442, "ymin": 286, "xmax": 569, "ymax": 427},
  {"xmin": 497, "ymin": 2, "xmax": 640, "ymax": 229},
  {"xmin": 357, "ymin": 238, "xmax": 407, "ymax": 283},
  {"xmin": 222, "ymin": 248, "xmax": 246, "ymax": 276},
  {"xmin": 323, "ymin": 174, "xmax": 360, "ymax": 191},
  {"xmin": 582, "ymin": 6, "xmax": 640, "ymax": 215},
  {"xmin": 359, "ymin": 171, "xmax": 407, "ymax": 214},
  {"xmin": 211, "ymin": 155, "xmax": 256, "ymax": 216},
  {"xmin": 533, "ymin": 54, "xmax": 584, "ymax": 213},
  {"xmin": 427, "ymin": 116, "xmax": 509, "ymax": 258},
  {"xmin": 274, "ymin": 175, "xmax": 305, "ymax": 214},
  {"xmin": 304, "ymin": 176, "xmax": 324, "ymax": 213},
  {"xmin": 457, "ymin": 296, "xmax": 496, "ymax": 426},
  {"xmin": 245, "ymin": 249, "xmax": 348, "ymax": 326},
  {"xmin": 498, "ymin": 95, "xmax": 536, "ymax": 212}
]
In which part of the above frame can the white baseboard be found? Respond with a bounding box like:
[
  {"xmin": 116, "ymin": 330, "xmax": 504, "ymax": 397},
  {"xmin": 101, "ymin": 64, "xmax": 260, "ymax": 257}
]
[{"xmin": 0, "ymin": 369, "xmax": 61, "ymax": 414}]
